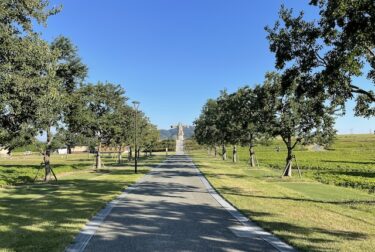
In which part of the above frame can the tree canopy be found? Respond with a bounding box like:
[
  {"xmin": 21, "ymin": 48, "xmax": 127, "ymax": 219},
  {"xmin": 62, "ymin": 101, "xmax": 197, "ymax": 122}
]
[{"xmin": 265, "ymin": 0, "xmax": 374, "ymax": 117}]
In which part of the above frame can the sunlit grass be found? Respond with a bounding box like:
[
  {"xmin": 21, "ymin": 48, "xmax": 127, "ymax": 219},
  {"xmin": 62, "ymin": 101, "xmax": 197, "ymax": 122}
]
[
  {"xmin": 0, "ymin": 152, "xmax": 162, "ymax": 186},
  {"xmin": 190, "ymin": 151, "xmax": 375, "ymax": 252},
  {"xmin": 0, "ymin": 154, "xmax": 166, "ymax": 252},
  {"xmin": 221, "ymin": 134, "xmax": 375, "ymax": 192}
]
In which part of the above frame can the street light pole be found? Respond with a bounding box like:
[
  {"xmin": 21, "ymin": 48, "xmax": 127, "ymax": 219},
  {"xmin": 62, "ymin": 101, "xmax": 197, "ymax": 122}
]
[{"xmin": 132, "ymin": 101, "xmax": 140, "ymax": 174}]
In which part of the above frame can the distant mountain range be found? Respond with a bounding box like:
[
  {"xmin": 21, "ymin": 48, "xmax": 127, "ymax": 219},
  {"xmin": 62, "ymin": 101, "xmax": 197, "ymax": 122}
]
[{"xmin": 159, "ymin": 126, "xmax": 195, "ymax": 140}]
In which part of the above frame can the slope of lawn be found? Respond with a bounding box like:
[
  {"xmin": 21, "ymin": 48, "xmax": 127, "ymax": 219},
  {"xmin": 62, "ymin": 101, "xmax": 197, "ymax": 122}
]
[
  {"xmin": 221, "ymin": 134, "xmax": 375, "ymax": 192},
  {"xmin": 190, "ymin": 151, "xmax": 375, "ymax": 252},
  {"xmin": 0, "ymin": 153, "xmax": 97, "ymax": 186},
  {"xmin": 0, "ymin": 154, "xmax": 166, "ymax": 252}
]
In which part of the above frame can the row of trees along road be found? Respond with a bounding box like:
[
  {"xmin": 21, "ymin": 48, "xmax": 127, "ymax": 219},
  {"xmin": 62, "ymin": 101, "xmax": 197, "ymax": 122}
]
[
  {"xmin": 0, "ymin": 1, "xmax": 159, "ymax": 181},
  {"xmin": 194, "ymin": 0, "xmax": 374, "ymax": 177}
]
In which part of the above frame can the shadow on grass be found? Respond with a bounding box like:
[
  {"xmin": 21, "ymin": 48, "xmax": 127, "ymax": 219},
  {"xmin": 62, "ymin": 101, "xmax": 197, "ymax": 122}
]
[
  {"xmin": 0, "ymin": 155, "xmax": 164, "ymax": 186},
  {"xmin": 313, "ymin": 170, "xmax": 375, "ymax": 179},
  {"xmin": 0, "ymin": 163, "xmax": 91, "ymax": 185},
  {"xmin": 0, "ymin": 178, "xmax": 134, "ymax": 251},
  {"xmin": 219, "ymin": 186, "xmax": 375, "ymax": 206},
  {"xmin": 260, "ymin": 220, "xmax": 368, "ymax": 251},
  {"xmin": 320, "ymin": 160, "xmax": 375, "ymax": 166},
  {"xmin": 0, "ymin": 156, "xmax": 164, "ymax": 251}
]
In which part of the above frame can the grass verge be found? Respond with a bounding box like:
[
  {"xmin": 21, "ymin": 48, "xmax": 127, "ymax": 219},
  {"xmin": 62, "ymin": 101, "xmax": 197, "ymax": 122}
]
[
  {"xmin": 190, "ymin": 150, "xmax": 375, "ymax": 252},
  {"xmin": 0, "ymin": 154, "xmax": 166, "ymax": 252},
  {"xmin": 222, "ymin": 134, "xmax": 375, "ymax": 192}
]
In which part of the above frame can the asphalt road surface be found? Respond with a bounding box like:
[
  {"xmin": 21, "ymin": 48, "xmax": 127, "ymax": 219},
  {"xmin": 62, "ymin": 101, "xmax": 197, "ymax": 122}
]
[{"xmin": 84, "ymin": 155, "xmax": 280, "ymax": 252}]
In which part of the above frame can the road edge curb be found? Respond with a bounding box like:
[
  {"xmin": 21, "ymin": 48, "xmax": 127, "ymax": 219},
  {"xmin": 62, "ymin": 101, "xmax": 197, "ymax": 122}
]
[
  {"xmin": 187, "ymin": 156, "xmax": 297, "ymax": 252},
  {"xmin": 65, "ymin": 157, "xmax": 170, "ymax": 252}
]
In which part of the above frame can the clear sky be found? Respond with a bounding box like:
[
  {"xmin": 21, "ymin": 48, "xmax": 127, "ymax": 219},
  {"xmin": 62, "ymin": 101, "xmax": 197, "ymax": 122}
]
[{"xmin": 41, "ymin": 0, "xmax": 374, "ymax": 133}]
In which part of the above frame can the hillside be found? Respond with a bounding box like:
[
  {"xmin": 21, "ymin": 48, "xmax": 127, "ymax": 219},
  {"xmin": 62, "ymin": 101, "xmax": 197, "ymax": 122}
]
[{"xmin": 159, "ymin": 126, "xmax": 195, "ymax": 140}]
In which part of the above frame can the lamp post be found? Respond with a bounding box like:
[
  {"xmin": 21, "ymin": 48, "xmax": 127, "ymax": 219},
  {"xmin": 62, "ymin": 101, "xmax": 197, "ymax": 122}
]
[{"xmin": 132, "ymin": 101, "xmax": 140, "ymax": 173}]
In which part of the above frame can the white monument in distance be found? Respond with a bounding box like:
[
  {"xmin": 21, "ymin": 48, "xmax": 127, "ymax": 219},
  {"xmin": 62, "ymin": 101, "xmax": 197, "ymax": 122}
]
[{"xmin": 171, "ymin": 123, "xmax": 187, "ymax": 155}]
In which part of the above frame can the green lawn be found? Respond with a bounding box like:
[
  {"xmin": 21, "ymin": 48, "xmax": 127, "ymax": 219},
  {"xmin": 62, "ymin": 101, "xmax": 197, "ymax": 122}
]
[
  {"xmin": 0, "ymin": 152, "xmax": 160, "ymax": 186},
  {"xmin": 190, "ymin": 151, "xmax": 375, "ymax": 252},
  {"xmin": 221, "ymin": 134, "xmax": 375, "ymax": 192},
  {"xmin": 0, "ymin": 153, "xmax": 98, "ymax": 186},
  {"xmin": 0, "ymin": 153, "xmax": 166, "ymax": 252}
]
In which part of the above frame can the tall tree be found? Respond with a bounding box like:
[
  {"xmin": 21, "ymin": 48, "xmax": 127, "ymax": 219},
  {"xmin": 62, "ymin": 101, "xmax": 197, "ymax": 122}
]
[
  {"xmin": 215, "ymin": 91, "xmax": 238, "ymax": 161},
  {"xmin": 266, "ymin": 1, "xmax": 374, "ymax": 117},
  {"xmin": 72, "ymin": 82, "xmax": 127, "ymax": 170},
  {"xmin": 265, "ymin": 72, "xmax": 336, "ymax": 176},
  {"xmin": 142, "ymin": 123, "xmax": 160, "ymax": 157},
  {"xmin": 136, "ymin": 115, "xmax": 152, "ymax": 157},
  {"xmin": 34, "ymin": 48, "xmax": 65, "ymax": 181},
  {"xmin": 0, "ymin": 0, "xmax": 60, "ymax": 154},
  {"xmin": 111, "ymin": 104, "xmax": 133, "ymax": 164},
  {"xmin": 51, "ymin": 36, "xmax": 88, "ymax": 139},
  {"xmin": 35, "ymin": 37, "xmax": 87, "ymax": 181},
  {"xmin": 216, "ymin": 91, "xmax": 242, "ymax": 162},
  {"xmin": 194, "ymin": 99, "xmax": 221, "ymax": 158},
  {"xmin": 230, "ymin": 85, "xmax": 275, "ymax": 167}
]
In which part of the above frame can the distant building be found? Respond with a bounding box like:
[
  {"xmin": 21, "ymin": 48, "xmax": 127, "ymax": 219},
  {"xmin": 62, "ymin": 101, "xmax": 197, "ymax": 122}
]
[
  {"xmin": 57, "ymin": 148, "xmax": 68, "ymax": 155},
  {"xmin": 71, "ymin": 146, "xmax": 89, "ymax": 153}
]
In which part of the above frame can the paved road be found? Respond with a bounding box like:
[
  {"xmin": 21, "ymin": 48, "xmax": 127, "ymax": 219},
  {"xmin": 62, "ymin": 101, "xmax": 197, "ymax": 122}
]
[{"xmin": 84, "ymin": 155, "xmax": 279, "ymax": 252}]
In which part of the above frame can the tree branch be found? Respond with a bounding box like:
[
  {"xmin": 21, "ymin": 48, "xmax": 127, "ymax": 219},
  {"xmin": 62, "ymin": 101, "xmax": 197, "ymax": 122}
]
[
  {"xmin": 309, "ymin": 44, "xmax": 328, "ymax": 66},
  {"xmin": 281, "ymin": 136, "xmax": 288, "ymax": 146},
  {"xmin": 350, "ymin": 84, "xmax": 375, "ymax": 102},
  {"xmin": 291, "ymin": 138, "xmax": 301, "ymax": 149},
  {"xmin": 365, "ymin": 46, "xmax": 375, "ymax": 59},
  {"xmin": 315, "ymin": 51, "xmax": 328, "ymax": 67}
]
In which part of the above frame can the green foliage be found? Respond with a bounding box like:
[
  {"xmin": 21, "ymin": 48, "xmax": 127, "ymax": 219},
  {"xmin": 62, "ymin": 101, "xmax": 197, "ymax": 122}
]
[
  {"xmin": 184, "ymin": 139, "xmax": 201, "ymax": 151},
  {"xmin": 194, "ymin": 99, "xmax": 221, "ymax": 147},
  {"xmin": 266, "ymin": 0, "xmax": 375, "ymax": 117},
  {"xmin": 71, "ymin": 82, "xmax": 127, "ymax": 145},
  {"xmin": 50, "ymin": 36, "xmax": 88, "ymax": 94},
  {"xmin": 195, "ymin": 71, "xmax": 336, "ymax": 171},
  {"xmin": 110, "ymin": 104, "xmax": 134, "ymax": 149},
  {"xmin": 269, "ymin": 71, "xmax": 336, "ymax": 154},
  {"xmin": 135, "ymin": 115, "xmax": 160, "ymax": 152},
  {"xmin": 151, "ymin": 139, "xmax": 175, "ymax": 152},
  {"xmin": 0, "ymin": 0, "xmax": 60, "ymax": 150}
]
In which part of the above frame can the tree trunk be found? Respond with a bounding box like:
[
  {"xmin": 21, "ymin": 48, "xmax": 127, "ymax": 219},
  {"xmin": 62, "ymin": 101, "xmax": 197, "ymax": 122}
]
[
  {"xmin": 44, "ymin": 150, "xmax": 51, "ymax": 181},
  {"xmin": 232, "ymin": 145, "xmax": 237, "ymax": 163},
  {"xmin": 214, "ymin": 146, "xmax": 217, "ymax": 157},
  {"xmin": 67, "ymin": 145, "xmax": 72, "ymax": 154},
  {"xmin": 44, "ymin": 127, "xmax": 52, "ymax": 181},
  {"xmin": 283, "ymin": 144, "xmax": 293, "ymax": 177},
  {"xmin": 117, "ymin": 145, "xmax": 122, "ymax": 164},
  {"xmin": 128, "ymin": 146, "xmax": 132, "ymax": 161},
  {"xmin": 222, "ymin": 144, "xmax": 227, "ymax": 160},
  {"xmin": 137, "ymin": 147, "xmax": 140, "ymax": 159},
  {"xmin": 249, "ymin": 144, "xmax": 256, "ymax": 167},
  {"xmin": 95, "ymin": 141, "xmax": 102, "ymax": 171}
]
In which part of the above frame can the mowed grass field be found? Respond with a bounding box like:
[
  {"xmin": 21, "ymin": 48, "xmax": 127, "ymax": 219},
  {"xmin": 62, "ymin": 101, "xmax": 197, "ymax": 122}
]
[
  {"xmin": 0, "ymin": 153, "xmax": 166, "ymax": 251},
  {"xmin": 190, "ymin": 151, "xmax": 375, "ymax": 252},
  {"xmin": 0, "ymin": 152, "xmax": 95, "ymax": 186},
  {"xmin": 222, "ymin": 134, "xmax": 375, "ymax": 192}
]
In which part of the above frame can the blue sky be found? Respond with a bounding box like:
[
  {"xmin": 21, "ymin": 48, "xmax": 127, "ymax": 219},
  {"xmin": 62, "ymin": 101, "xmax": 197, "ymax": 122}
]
[{"xmin": 41, "ymin": 0, "xmax": 374, "ymax": 133}]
